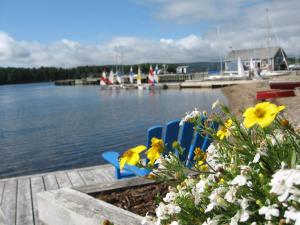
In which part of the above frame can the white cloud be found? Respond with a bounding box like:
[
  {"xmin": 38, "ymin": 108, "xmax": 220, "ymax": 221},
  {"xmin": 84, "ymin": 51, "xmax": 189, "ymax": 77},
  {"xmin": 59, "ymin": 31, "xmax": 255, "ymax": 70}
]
[
  {"xmin": 0, "ymin": 0, "xmax": 300, "ymax": 67},
  {"xmin": 0, "ymin": 32, "xmax": 223, "ymax": 67}
]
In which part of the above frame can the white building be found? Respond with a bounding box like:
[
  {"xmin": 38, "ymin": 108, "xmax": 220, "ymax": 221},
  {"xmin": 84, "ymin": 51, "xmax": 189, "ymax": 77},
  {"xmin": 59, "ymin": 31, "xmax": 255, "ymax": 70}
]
[{"xmin": 225, "ymin": 47, "xmax": 288, "ymax": 73}]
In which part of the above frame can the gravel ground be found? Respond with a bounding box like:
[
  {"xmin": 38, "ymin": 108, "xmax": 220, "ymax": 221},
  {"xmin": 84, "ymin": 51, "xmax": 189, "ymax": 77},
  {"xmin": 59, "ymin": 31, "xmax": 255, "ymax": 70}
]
[{"xmin": 222, "ymin": 74, "xmax": 300, "ymax": 127}]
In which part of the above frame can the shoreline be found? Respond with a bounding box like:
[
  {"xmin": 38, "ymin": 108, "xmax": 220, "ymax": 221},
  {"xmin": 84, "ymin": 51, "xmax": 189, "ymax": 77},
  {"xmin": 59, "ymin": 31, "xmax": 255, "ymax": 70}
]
[{"xmin": 222, "ymin": 75, "xmax": 300, "ymax": 127}]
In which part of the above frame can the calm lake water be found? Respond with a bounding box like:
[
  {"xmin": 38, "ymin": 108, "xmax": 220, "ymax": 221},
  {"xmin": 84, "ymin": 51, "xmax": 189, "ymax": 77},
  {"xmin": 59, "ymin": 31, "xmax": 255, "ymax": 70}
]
[{"xmin": 0, "ymin": 83, "xmax": 227, "ymax": 178}]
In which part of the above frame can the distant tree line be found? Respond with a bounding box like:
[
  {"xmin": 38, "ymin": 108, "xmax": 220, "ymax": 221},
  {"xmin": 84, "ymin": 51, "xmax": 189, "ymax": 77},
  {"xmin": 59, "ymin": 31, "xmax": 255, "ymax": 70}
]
[{"xmin": 0, "ymin": 62, "xmax": 222, "ymax": 85}]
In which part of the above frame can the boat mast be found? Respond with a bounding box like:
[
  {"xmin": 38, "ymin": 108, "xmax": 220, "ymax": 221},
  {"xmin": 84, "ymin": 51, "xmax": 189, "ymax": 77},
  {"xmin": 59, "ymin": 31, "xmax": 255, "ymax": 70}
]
[
  {"xmin": 217, "ymin": 26, "xmax": 223, "ymax": 74},
  {"xmin": 266, "ymin": 8, "xmax": 272, "ymax": 69}
]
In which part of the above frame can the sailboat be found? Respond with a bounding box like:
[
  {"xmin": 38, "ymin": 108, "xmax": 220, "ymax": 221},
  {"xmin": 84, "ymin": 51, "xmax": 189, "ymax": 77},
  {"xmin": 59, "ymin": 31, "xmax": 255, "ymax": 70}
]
[
  {"xmin": 129, "ymin": 66, "xmax": 134, "ymax": 84},
  {"xmin": 260, "ymin": 9, "xmax": 290, "ymax": 77},
  {"xmin": 237, "ymin": 57, "xmax": 245, "ymax": 76},
  {"xmin": 137, "ymin": 66, "xmax": 142, "ymax": 85},
  {"xmin": 154, "ymin": 65, "xmax": 159, "ymax": 83},
  {"xmin": 100, "ymin": 69, "xmax": 107, "ymax": 86},
  {"xmin": 107, "ymin": 70, "xmax": 114, "ymax": 85},
  {"xmin": 148, "ymin": 65, "xmax": 154, "ymax": 85},
  {"xmin": 116, "ymin": 72, "xmax": 122, "ymax": 84},
  {"xmin": 145, "ymin": 65, "xmax": 164, "ymax": 89},
  {"xmin": 137, "ymin": 66, "xmax": 144, "ymax": 90}
]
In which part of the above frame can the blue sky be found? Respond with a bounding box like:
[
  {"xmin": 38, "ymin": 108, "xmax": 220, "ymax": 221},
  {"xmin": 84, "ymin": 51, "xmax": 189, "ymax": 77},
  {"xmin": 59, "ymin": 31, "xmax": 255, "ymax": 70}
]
[
  {"xmin": 0, "ymin": 0, "xmax": 299, "ymax": 67},
  {"xmin": 0, "ymin": 0, "xmax": 206, "ymax": 43}
]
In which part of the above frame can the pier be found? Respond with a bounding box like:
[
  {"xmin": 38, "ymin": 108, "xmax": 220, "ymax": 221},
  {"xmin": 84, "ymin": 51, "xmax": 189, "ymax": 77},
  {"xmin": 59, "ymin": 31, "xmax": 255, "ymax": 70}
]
[{"xmin": 0, "ymin": 164, "xmax": 115, "ymax": 225}]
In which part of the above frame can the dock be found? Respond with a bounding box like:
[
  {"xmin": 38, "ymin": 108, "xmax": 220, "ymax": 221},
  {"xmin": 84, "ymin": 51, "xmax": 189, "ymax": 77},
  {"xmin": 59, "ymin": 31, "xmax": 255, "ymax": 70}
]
[
  {"xmin": 0, "ymin": 164, "xmax": 116, "ymax": 225},
  {"xmin": 180, "ymin": 79, "xmax": 263, "ymax": 88}
]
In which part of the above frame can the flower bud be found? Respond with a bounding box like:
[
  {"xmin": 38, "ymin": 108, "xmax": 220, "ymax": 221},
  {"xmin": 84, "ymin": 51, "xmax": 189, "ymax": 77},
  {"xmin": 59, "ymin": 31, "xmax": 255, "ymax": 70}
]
[
  {"xmin": 255, "ymin": 200, "xmax": 263, "ymax": 207},
  {"xmin": 280, "ymin": 119, "xmax": 289, "ymax": 127},
  {"xmin": 172, "ymin": 141, "xmax": 180, "ymax": 149},
  {"xmin": 259, "ymin": 173, "xmax": 264, "ymax": 183}
]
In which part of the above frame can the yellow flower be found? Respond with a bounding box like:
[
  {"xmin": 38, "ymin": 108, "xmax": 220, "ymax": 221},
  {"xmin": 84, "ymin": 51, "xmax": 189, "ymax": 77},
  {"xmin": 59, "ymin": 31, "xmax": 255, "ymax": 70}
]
[
  {"xmin": 195, "ymin": 160, "xmax": 209, "ymax": 171},
  {"xmin": 200, "ymin": 164, "xmax": 209, "ymax": 171},
  {"xmin": 219, "ymin": 178, "xmax": 225, "ymax": 184},
  {"xmin": 243, "ymin": 102, "xmax": 285, "ymax": 128},
  {"xmin": 194, "ymin": 147, "xmax": 206, "ymax": 160},
  {"xmin": 119, "ymin": 145, "xmax": 147, "ymax": 170},
  {"xmin": 147, "ymin": 138, "xmax": 164, "ymax": 166},
  {"xmin": 172, "ymin": 141, "xmax": 180, "ymax": 149},
  {"xmin": 197, "ymin": 160, "xmax": 204, "ymax": 166},
  {"xmin": 225, "ymin": 119, "xmax": 233, "ymax": 128},
  {"xmin": 217, "ymin": 119, "xmax": 232, "ymax": 140}
]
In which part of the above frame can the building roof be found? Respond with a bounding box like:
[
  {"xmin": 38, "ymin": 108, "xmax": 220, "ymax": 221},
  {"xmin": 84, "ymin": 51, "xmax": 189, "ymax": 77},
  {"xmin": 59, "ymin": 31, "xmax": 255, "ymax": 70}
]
[{"xmin": 225, "ymin": 47, "xmax": 285, "ymax": 61}]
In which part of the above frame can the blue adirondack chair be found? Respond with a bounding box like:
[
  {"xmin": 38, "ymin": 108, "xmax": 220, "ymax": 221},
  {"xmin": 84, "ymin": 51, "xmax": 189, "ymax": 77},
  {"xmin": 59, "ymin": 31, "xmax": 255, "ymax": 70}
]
[{"xmin": 102, "ymin": 119, "xmax": 216, "ymax": 179}]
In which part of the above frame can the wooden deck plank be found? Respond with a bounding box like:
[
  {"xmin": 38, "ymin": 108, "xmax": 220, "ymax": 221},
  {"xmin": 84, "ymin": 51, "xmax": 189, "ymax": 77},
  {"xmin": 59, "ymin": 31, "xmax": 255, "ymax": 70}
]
[
  {"xmin": 0, "ymin": 164, "xmax": 113, "ymax": 183},
  {"xmin": 2, "ymin": 180, "xmax": 17, "ymax": 225},
  {"xmin": 16, "ymin": 179, "xmax": 34, "ymax": 225},
  {"xmin": 101, "ymin": 167, "xmax": 116, "ymax": 181},
  {"xmin": 0, "ymin": 164, "xmax": 116, "ymax": 225},
  {"xmin": 31, "ymin": 176, "xmax": 45, "ymax": 225},
  {"xmin": 43, "ymin": 174, "xmax": 58, "ymax": 191},
  {"xmin": 91, "ymin": 168, "xmax": 114, "ymax": 182},
  {"xmin": 0, "ymin": 181, "xmax": 4, "ymax": 205},
  {"xmin": 78, "ymin": 170, "xmax": 99, "ymax": 185},
  {"xmin": 55, "ymin": 172, "xmax": 72, "ymax": 188},
  {"xmin": 67, "ymin": 171, "xmax": 85, "ymax": 187}
]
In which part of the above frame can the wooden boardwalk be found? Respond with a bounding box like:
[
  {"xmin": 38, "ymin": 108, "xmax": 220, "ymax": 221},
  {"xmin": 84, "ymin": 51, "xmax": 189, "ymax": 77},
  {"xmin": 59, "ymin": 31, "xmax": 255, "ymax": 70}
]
[{"xmin": 0, "ymin": 164, "xmax": 116, "ymax": 225}]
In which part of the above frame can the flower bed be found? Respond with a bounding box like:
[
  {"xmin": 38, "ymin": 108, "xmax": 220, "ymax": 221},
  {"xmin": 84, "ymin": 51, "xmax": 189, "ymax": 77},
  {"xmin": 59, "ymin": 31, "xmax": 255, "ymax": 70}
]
[
  {"xmin": 117, "ymin": 101, "xmax": 300, "ymax": 225},
  {"xmin": 91, "ymin": 182, "xmax": 168, "ymax": 217}
]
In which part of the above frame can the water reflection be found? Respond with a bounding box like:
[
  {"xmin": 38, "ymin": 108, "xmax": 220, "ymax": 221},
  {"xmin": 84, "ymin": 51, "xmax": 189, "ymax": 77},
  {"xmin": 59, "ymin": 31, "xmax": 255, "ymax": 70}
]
[{"xmin": 0, "ymin": 83, "xmax": 227, "ymax": 178}]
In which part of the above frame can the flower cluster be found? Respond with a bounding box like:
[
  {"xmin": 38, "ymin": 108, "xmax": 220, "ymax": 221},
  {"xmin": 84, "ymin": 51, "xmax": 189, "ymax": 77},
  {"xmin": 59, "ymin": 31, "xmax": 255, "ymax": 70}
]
[
  {"xmin": 142, "ymin": 102, "xmax": 300, "ymax": 225},
  {"xmin": 179, "ymin": 108, "xmax": 201, "ymax": 126}
]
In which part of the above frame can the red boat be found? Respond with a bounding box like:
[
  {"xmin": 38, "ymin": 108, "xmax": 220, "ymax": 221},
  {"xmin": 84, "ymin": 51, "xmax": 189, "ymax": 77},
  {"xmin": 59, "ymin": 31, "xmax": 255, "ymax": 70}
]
[
  {"xmin": 256, "ymin": 89, "xmax": 295, "ymax": 100},
  {"xmin": 269, "ymin": 81, "xmax": 300, "ymax": 90}
]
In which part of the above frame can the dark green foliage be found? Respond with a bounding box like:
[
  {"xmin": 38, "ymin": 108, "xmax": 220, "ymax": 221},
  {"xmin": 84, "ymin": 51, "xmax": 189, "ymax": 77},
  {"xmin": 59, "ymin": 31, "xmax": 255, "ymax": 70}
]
[{"xmin": 0, "ymin": 61, "xmax": 222, "ymax": 85}]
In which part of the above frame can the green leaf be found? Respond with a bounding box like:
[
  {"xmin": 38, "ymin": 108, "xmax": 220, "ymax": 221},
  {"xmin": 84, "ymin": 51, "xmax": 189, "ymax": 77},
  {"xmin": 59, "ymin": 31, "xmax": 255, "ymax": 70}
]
[{"xmin": 291, "ymin": 149, "xmax": 296, "ymax": 168}]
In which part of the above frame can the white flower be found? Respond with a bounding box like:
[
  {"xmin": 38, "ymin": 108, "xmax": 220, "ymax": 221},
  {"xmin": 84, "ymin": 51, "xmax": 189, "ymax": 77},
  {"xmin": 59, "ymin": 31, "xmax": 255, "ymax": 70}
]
[
  {"xmin": 212, "ymin": 99, "xmax": 220, "ymax": 110},
  {"xmin": 240, "ymin": 165, "xmax": 252, "ymax": 174},
  {"xmin": 155, "ymin": 202, "xmax": 168, "ymax": 219},
  {"xmin": 196, "ymin": 180, "xmax": 207, "ymax": 193},
  {"xmin": 230, "ymin": 175, "xmax": 247, "ymax": 186},
  {"xmin": 240, "ymin": 210, "xmax": 250, "ymax": 222},
  {"xmin": 258, "ymin": 204, "xmax": 279, "ymax": 220},
  {"xmin": 270, "ymin": 168, "xmax": 300, "ymax": 202},
  {"xmin": 205, "ymin": 187, "xmax": 225, "ymax": 212},
  {"xmin": 192, "ymin": 179, "xmax": 208, "ymax": 204},
  {"xmin": 240, "ymin": 198, "xmax": 249, "ymax": 210},
  {"xmin": 205, "ymin": 202, "xmax": 217, "ymax": 213},
  {"xmin": 170, "ymin": 221, "xmax": 179, "ymax": 225},
  {"xmin": 207, "ymin": 143, "xmax": 217, "ymax": 154},
  {"xmin": 181, "ymin": 177, "xmax": 196, "ymax": 189},
  {"xmin": 156, "ymin": 156, "xmax": 166, "ymax": 169},
  {"xmin": 230, "ymin": 211, "xmax": 240, "ymax": 225},
  {"xmin": 163, "ymin": 191, "xmax": 176, "ymax": 203},
  {"xmin": 253, "ymin": 147, "xmax": 268, "ymax": 163},
  {"xmin": 167, "ymin": 203, "xmax": 181, "ymax": 215},
  {"xmin": 142, "ymin": 213, "xmax": 157, "ymax": 225},
  {"xmin": 229, "ymin": 199, "xmax": 250, "ymax": 224},
  {"xmin": 284, "ymin": 207, "xmax": 300, "ymax": 224},
  {"xmin": 224, "ymin": 186, "xmax": 238, "ymax": 203},
  {"xmin": 179, "ymin": 109, "xmax": 200, "ymax": 125},
  {"xmin": 202, "ymin": 217, "xmax": 219, "ymax": 225},
  {"xmin": 156, "ymin": 202, "xmax": 181, "ymax": 219}
]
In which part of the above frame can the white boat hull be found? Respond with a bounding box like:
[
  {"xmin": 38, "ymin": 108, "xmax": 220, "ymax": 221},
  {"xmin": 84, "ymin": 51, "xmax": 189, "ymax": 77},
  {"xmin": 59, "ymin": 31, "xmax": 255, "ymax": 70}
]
[{"xmin": 260, "ymin": 70, "xmax": 291, "ymax": 77}]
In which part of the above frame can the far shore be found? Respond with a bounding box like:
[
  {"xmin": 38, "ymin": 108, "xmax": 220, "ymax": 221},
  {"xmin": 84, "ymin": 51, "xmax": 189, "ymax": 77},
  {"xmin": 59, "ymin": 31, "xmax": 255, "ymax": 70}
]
[{"xmin": 222, "ymin": 74, "xmax": 300, "ymax": 127}]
